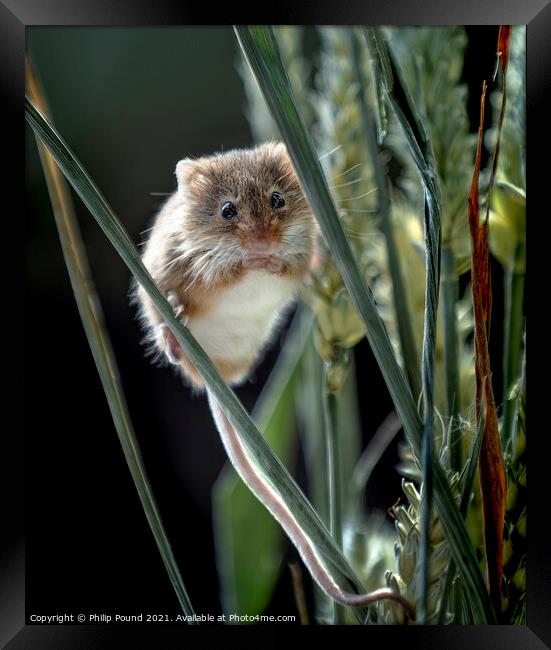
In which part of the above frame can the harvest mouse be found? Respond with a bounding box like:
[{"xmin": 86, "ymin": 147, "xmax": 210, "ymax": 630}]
[{"xmin": 135, "ymin": 142, "xmax": 316, "ymax": 386}]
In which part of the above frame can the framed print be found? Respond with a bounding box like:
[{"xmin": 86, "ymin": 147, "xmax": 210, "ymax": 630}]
[{"xmin": 1, "ymin": 0, "xmax": 546, "ymax": 646}]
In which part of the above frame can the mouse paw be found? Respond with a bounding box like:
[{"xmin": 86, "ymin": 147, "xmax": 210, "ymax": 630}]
[
  {"xmin": 159, "ymin": 292, "xmax": 188, "ymax": 365},
  {"xmin": 159, "ymin": 323, "xmax": 182, "ymax": 365},
  {"xmin": 167, "ymin": 291, "xmax": 189, "ymax": 326}
]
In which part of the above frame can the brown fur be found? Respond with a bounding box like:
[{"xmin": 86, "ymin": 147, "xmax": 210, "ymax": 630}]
[{"xmin": 133, "ymin": 142, "xmax": 318, "ymax": 386}]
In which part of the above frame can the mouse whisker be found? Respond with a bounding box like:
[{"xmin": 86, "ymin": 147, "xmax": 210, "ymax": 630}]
[
  {"xmin": 331, "ymin": 162, "xmax": 363, "ymax": 180},
  {"xmin": 337, "ymin": 187, "xmax": 378, "ymax": 202},
  {"xmin": 186, "ymin": 255, "xmax": 213, "ymax": 287},
  {"xmin": 187, "ymin": 244, "xmax": 235, "ymax": 288},
  {"xmin": 344, "ymin": 225, "xmax": 382, "ymax": 235},
  {"xmin": 160, "ymin": 243, "xmax": 215, "ymax": 274},
  {"xmin": 344, "ymin": 230, "xmax": 385, "ymax": 240},
  {"xmin": 340, "ymin": 208, "xmax": 379, "ymax": 214},
  {"xmin": 317, "ymin": 144, "xmax": 342, "ymax": 160},
  {"xmin": 184, "ymin": 272, "xmax": 202, "ymax": 293},
  {"xmin": 191, "ymin": 250, "xmax": 216, "ymax": 269},
  {"xmin": 331, "ymin": 176, "xmax": 372, "ymax": 190},
  {"xmin": 158, "ymin": 254, "xmax": 186, "ymax": 273}
]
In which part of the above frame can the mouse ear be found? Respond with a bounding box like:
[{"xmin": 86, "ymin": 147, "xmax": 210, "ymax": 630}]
[{"xmin": 175, "ymin": 158, "xmax": 205, "ymax": 191}]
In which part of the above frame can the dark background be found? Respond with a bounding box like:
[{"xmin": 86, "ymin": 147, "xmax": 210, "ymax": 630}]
[{"xmin": 25, "ymin": 26, "xmax": 502, "ymax": 621}]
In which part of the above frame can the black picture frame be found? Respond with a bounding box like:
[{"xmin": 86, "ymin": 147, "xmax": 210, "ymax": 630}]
[{"xmin": 3, "ymin": 1, "xmax": 548, "ymax": 647}]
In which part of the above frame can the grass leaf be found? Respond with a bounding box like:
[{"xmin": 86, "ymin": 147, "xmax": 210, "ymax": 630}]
[
  {"xmin": 321, "ymin": 369, "xmax": 345, "ymax": 624},
  {"xmin": 438, "ymin": 402, "xmax": 485, "ymax": 623},
  {"xmin": 295, "ymin": 337, "xmax": 332, "ymax": 619},
  {"xmin": 235, "ymin": 24, "xmax": 420, "ymax": 482},
  {"xmin": 364, "ymin": 27, "xmax": 444, "ymax": 624},
  {"xmin": 336, "ymin": 355, "xmax": 363, "ymax": 510},
  {"xmin": 442, "ymin": 245, "xmax": 462, "ymax": 470},
  {"xmin": 348, "ymin": 28, "xmax": 421, "ymax": 400}
]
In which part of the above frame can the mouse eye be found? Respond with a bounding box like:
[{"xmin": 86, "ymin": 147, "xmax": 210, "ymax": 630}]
[
  {"xmin": 221, "ymin": 201, "xmax": 238, "ymax": 220},
  {"xmin": 271, "ymin": 192, "xmax": 285, "ymax": 209}
]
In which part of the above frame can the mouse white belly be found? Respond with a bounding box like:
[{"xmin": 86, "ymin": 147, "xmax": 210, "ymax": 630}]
[{"xmin": 188, "ymin": 270, "xmax": 299, "ymax": 378}]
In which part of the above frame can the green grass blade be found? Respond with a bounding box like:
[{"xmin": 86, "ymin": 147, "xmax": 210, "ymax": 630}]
[
  {"xmin": 442, "ymin": 245, "xmax": 462, "ymax": 470},
  {"xmin": 212, "ymin": 306, "xmax": 312, "ymax": 615},
  {"xmin": 363, "ymin": 28, "xmax": 437, "ymax": 192},
  {"xmin": 322, "ymin": 377, "xmax": 342, "ymax": 548},
  {"xmin": 501, "ymin": 243, "xmax": 525, "ymax": 451},
  {"xmin": 418, "ymin": 195, "xmax": 441, "ymax": 624},
  {"xmin": 336, "ymin": 355, "xmax": 363, "ymax": 511},
  {"xmin": 431, "ymin": 465, "xmax": 491, "ymax": 622},
  {"xmin": 251, "ymin": 306, "xmax": 314, "ymax": 431},
  {"xmin": 322, "ymin": 367, "xmax": 344, "ymax": 624},
  {"xmin": 296, "ymin": 337, "xmax": 327, "ymax": 522},
  {"xmin": 235, "ymin": 24, "xmax": 420, "ymax": 473},
  {"xmin": 295, "ymin": 337, "xmax": 331, "ymax": 619},
  {"xmin": 363, "ymin": 26, "xmax": 392, "ymax": 143},
  {"xmin": 364, "ymin": 26, "xmax": 443, "ymax": 624},
  {"xmin": 235, "ymin": 25, "xmax": 495, "ymax": 624},
  {"xmin": 460, "ymin": 416, "xmax": 485, "ymax": 518},
  {"xmin": 26, "ymin": 73, "xmax": 196, "ymax": 619},
  {"xmin": 25, "ymin": 95, "xmax": 367, "ymax": 599},
  {"xmin": 348, "ymin": 28, "xmax": 421, "ymax": 400},
  {"xmin": 438, "ymin": 404, "xmax": 485, "ymax": 623}
]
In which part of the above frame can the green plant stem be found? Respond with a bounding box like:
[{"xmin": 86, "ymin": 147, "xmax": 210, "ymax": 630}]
[
  {"xmin": 438, "ymin": 403, "xmax": 484, "ymax": 624},
  {"xmin": 418, "ymin": 197, "xmax": 440, "ymax": 626},
  {"xmin": 252, "ymin": 305, "xmax": 314, "ymax": 429},
  {"xmin": 501, "ymin": 244, "xmax": 525, "ymax": 451},
  {"xmin": 364, "ymin": 27, "xmax": 443, "ymax": 625},
  {"xmin": 296, "ymin": 338, "xmax": 328, "ymax": 527},
  {"xmin": 458, "ymin": 582, "xmax": 474, "ymax": 624},
  {"xmin": 234, "ymin": 25, "xmax": 495, "ymax": 624},
  {"xmin": 336, "ymin": 355, "xmax": 363, "ymax": 516},
  {"xmin": 289, "ymin": 562, "xmax": 310, "ymax": 625},
  {"xmin": 442, "ymin": 245, "xmax": 462, "ymax": 471},
  {"xmin": 26, "ymin": 66, "xmax": 196, "ymax": 621},
  {"xmin": 349, "ymin": 28, "xmax": 421, "ymax": 401},
  {"xmin": 323, "ymin": 363, "xmax": 345, "ymax": 624},
  {"xmin": 295, "ymin": 338, "xmax": 332, "ymax": 620},
  {"xmin": 235, "ymin": 26, "xmax": 418, "ymax": 441},
  {"xmin": 324, "ymin": 383, "xmax": 343, "ymax": 550}
]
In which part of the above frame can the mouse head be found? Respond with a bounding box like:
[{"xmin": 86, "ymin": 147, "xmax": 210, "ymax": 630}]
[{"xmin": 175, "ymin": 142, "xmax": 315, "ymax": 279}]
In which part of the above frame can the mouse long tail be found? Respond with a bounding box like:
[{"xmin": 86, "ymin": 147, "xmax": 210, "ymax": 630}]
[{"xmin": 206, "ymin": 389, "xmax": 415, "ymax": 619}]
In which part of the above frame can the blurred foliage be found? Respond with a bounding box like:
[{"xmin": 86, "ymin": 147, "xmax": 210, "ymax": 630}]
[
  {"xmin": 387, "ymin": 27, "xmax": 476, "ymax": 274},
  {"xmin": 488, "ymin": 27, "xmax": 526, "ymax": 272},
  {"xmin": 502, "ymin": 356, "xmax": 526, "ymax": 624}
]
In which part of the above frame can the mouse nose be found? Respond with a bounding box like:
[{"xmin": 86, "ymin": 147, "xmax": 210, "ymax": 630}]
[
  {"xmin": 248, "ymin": 239, "xmax": 279, "ymax": 255},
  {"xmin": 242, "ymin": 237, "xmax": 282, "ymax": 270}
]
